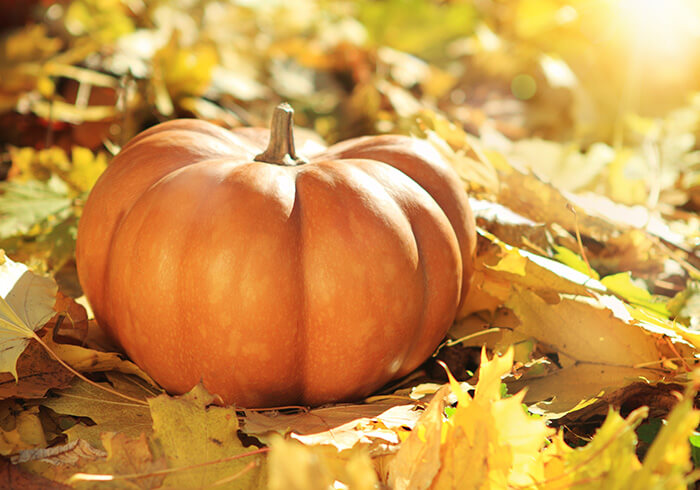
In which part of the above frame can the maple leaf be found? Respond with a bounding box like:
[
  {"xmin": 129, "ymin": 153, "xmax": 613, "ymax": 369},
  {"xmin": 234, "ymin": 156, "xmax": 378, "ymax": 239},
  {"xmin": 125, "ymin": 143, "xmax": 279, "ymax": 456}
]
[
  {"xmin": 434, "ymin": 349, "xmax": 554, "ymax": 488},
  {"xmin": 386, "ymin": 385, "xmax": 449, "ymax": 490},
  {"xmin": 0, "ymin": 253, "xmax": 57, "ymax": 379},
  {"xmin": 148, "ymin": 384, "xmax": 267, "ymax": 489},
  {"xmin": 541, "ymin": 396, "xmax": 700, "ymax": 488}
]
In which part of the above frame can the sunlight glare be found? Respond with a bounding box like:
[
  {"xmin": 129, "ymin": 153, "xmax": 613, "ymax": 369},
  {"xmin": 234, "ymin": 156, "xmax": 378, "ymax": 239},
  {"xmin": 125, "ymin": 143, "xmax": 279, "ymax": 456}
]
[{"xmin": 614, "ymin": 0, "xmax": 700, "ymax": 63}]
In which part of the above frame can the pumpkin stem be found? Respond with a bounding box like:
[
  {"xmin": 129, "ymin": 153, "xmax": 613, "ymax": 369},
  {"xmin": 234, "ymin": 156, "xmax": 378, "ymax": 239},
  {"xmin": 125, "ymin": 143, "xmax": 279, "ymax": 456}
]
[{"xmin": 254, "ymin": 103, "xmax": 308, "ymax": 166}]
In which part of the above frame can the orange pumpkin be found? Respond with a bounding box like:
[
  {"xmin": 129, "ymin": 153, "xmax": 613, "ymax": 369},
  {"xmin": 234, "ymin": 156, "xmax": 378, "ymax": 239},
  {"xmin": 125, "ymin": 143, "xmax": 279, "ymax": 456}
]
[{"xmin": 76, "ymin": 104, "xmax": 476, "ymax": 407}]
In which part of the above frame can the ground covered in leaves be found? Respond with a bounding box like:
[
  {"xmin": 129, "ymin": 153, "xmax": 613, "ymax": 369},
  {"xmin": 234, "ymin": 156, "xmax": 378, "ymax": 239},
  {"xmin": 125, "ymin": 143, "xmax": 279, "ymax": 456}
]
[{"xmin": 1, "ymin": 0, "xmax": 700, "ymax": 488}]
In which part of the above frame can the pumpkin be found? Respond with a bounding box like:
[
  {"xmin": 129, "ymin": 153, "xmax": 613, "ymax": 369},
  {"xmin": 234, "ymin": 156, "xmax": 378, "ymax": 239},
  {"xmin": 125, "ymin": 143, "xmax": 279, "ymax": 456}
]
[{"xmin": 75, "ymin": 104, "xmax": 476, "ymax": 407}]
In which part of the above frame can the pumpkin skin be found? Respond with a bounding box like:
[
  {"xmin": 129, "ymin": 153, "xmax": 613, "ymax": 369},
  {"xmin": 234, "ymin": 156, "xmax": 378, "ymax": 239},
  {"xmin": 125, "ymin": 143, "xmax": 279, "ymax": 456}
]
[{"xmin": 76, "ymin": 104, "xmax": 476, "ymax": 407}]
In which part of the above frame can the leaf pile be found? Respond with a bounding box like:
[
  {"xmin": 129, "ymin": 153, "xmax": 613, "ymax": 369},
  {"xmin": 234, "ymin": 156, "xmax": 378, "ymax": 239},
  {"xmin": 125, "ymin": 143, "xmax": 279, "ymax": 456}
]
[{"xmin": 0, "ymin": 0, "xmax": 699, "ymax": 487}]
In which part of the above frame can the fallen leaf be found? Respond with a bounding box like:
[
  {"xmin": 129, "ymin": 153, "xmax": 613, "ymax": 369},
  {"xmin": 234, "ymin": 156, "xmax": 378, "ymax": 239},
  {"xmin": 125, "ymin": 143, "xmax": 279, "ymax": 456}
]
[
  {"xmin": 601, "ymin": 272, "xmax": 671, "ymax": 317},
  {"xmin": 433, "ymin": 349, "xmax": 553, "ymax": 489},
  {"xmin": 0, "ymin": 177, "xmax": 72, "ymax": 240},
  {"xmin": 502, "ymin": 287, "xmax": 681, "ymax": 412},
  {"xmin": 46, "ymin": 292, "xmax": 88, "ymax": 345},
  {"xmin": 0, "ymin": 405, "xmax": 47, "ymax": 456},
  {"xmin": 242, "ymin": 398, "xmax": 421, "ymax": 451},
  {"xmin": 268, "ymin": 436, "xmax": 378, "ymax": 490},
  {"xmin": 0, "ymin": 457, "xmax": 70, "ymax": 489},
  {"xmin": 12, "ymin": 438, "xmax": 106, "ymax": 465},
  {"xmin": 67, "ymin": 433, "xmax": 167, "ymax": 490},
  {"xmin": 0, "ymin": 253, "xmax": 57, "ymax": 378},
  {"xmin": 149, "ymin": 384, "xmax": 266, "ymax": 489},
  {"xmin": 0, "ymin": 340, "xmax": 73, "ymax": 400},
  {"xmin": 44, "ymin": 337, "xmax": 159, "ymax": 387},
  {"xmin": 386, "ymin": 385, "xmax": 448, "ymax": 490},
  {"xmin": 41, "ymin": 375, "xmax": 153, "ymax": 450}
]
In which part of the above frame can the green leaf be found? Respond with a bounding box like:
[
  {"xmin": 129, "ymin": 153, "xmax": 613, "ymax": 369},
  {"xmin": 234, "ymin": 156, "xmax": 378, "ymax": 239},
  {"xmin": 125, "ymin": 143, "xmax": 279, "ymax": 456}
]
[
  {"xmin": 631, "ymin": 397, "xmax": 699, "ymax": 487},
  {"xmin": 552, "ymin": 245, "xmax": 599, "ymax": 279},
  {"xmin": 601, "ymin": 272, "xmax": 671, "ymax": 318},
  {"xmin": 0, "ymin": 254, "xmax": 57, "ymax": 378},
  {"xmin": 356, "ymin": 0, "xmax": 478, "ymax": 59},
  {"xmin": 0, "ymin": 176, "xmax": 72, "ymax": 239}
]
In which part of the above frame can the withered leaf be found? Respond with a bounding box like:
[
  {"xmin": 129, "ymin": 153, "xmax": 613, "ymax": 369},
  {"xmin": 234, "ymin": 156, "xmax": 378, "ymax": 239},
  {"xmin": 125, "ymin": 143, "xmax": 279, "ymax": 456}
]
[
  {"xmin": 0, "ymin": 457, "xmax": 70, "ymax": 489},
  {"xmin": 41, "ymin": 375, "xmax": 154, "ymax": 450},
  {"xmin": 0, "ymin": 339, "xmax": 73, "ymax": 400}
]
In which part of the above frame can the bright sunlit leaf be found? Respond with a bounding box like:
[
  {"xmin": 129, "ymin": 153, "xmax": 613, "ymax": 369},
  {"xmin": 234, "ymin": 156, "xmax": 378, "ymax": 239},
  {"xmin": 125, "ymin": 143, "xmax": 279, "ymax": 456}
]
[{"xmin": 0, "ymin": 254, "xmax": 56, "ymax": 379}]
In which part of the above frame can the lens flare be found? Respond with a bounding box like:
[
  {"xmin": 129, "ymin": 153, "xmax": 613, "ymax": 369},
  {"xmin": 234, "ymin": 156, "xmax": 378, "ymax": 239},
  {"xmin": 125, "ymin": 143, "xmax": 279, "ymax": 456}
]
[{"xmin": 614, "ymin": 0, "xmax": 700, "ymax": 63}]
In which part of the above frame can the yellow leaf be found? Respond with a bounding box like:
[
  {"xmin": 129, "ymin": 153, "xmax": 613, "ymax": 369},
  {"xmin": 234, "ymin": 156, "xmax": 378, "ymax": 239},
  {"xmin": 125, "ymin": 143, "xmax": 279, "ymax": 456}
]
[
  {"xmin": 630, "ymin": 397, "xmax": 700, "ymax": 488},
  {"xmin": 387, "ymin": 386, "xmax": 449, "ymax": 490},
  {"xmin": 68, "ymin": 147, "xmax": 108, "ymax": 193},
  {"xmin": 474, "ymin": 348, "xmax": 514, "ymax": 403},
  {"xmin": 45, "ymin": 337, "xmax": 159, "ymax": 387},
  {"xmin": 0, "ymin": 255, "xmax": 56, "ymax": 379},
  {"xmin": 433, "ymin": 350, "xmax": 553, "ymax": 489},
  {"xmin": 66, "ymin": 433, "xmax": 166, "ymax": 489},
  {"xmin": 148, "ymin": 384, "xmax": 267, "ymax": 489},
  {"xmin": 601, "ymin": 272, "xmax": 670, "ymax": 317},
  {"xmin": 41, "ymin": 375, "xmax": 153, "ymax": 450},
  {"xmin": 268, "ymin": 437, "xmax": 378, "ymax": 490},
  {"xmin": 544, "ymin": 407, "xmax": 646, "ymax": 488},
  {"xmin": 552, "ymin": 244, "xmax": 599, "ymax": 279},
  {"xmin": 0, "ymin": 406, "xmax": 47, "ymax": 456},
  {"xmin": 503, "ymin": 287, "xmax": 672, "ymax": 412},
  {"xmin": 156, "ymin": 35, "xmax": 219, "ymax": 99}
]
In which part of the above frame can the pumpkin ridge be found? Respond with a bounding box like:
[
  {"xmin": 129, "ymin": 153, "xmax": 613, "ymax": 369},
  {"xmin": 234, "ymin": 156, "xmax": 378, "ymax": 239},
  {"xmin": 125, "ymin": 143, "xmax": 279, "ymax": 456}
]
[
  {"xmin": 295, "ymin": 160, "xmax": 427, "ymax": 403},
  {"xmin": 290, "ymin": 172, "xmax": 310, "ymax": 406},
  {"xmin": 347, "ymin": 161, "xmax": 430, "ymax": 374},
  {"xmin": 121, "ymin": 118, "xmax": 256, "ymax": 154}
]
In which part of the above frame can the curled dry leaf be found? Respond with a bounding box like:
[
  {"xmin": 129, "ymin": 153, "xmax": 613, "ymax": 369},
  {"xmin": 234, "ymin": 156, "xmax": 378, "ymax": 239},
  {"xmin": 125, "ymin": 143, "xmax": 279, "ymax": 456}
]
[
  {"xmin": 12, "ymin": 438, "xmax": 106, "ymax": 465},
  {"xmin": 242, "ymin": 398, "xmax": 422, "ymax": 451}
]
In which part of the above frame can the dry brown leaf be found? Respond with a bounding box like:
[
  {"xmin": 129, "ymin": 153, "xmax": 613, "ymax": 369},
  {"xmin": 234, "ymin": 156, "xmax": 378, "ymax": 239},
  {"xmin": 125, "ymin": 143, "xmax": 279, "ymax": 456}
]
[
  {"xmin": 12, "ymin": 438, "xmax": 106, "ymax": 465},
  {"xmin": 41, "ymin": 375, "xmax": 154, "ymax": 450},
  {"xmin": 0, "ymin": 457, "xmax": 70, "ymax": 490},
  {"xmin": 0, "ymin": 340, "xmax": 73, "ymax": 400},
  {"xmin": 242, "ymin": 398, "xmax": 421, "ymax": 451},
  {"xmin": 45, "ymin": 292, "xmax": 88, "ymax": 345}
]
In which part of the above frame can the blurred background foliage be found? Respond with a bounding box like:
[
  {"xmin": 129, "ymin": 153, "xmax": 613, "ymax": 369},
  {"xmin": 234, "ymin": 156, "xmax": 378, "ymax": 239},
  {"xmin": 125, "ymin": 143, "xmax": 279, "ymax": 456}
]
[{"xmin": 0, "ymin": 0, "xmax": 698, "ymax": 286}]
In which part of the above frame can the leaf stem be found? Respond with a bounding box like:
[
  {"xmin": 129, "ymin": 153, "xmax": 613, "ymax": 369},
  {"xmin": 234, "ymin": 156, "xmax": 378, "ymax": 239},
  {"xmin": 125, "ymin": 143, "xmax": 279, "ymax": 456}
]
[
  {"xmin": 68, "ymin": 447, "xmax": 270, "ymax": 483},
  {"xmin": 32, "ymin": 332, "xmax": 149, "ymax": 406}
]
